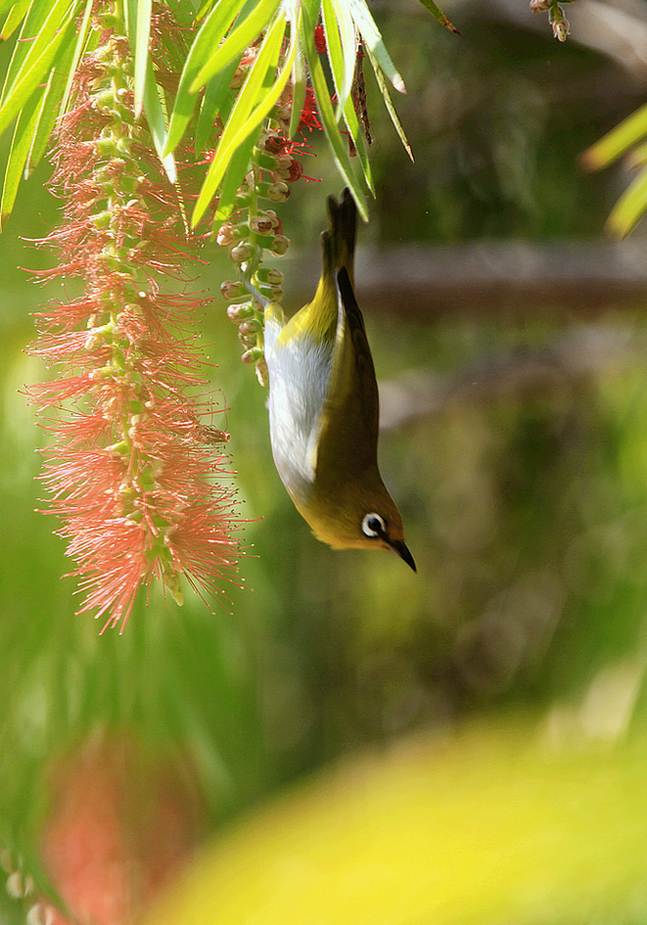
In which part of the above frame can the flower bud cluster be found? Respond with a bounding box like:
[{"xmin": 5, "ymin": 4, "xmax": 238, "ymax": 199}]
[
  {"xmin": 216, "ymin": 123, "xmax": 306, "ymax": 385},
  {"xmin": 213, "ymin": 43, "xmax": 321, "ymax": 385},
  {"xmin": 529, "ymin": 0, "xmax": 571, "ymax": 40}
]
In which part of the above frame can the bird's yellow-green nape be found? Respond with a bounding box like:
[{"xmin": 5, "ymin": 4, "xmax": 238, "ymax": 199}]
[{"xmin": 263, "ymin": 189, "xmax": 415, "ymax": 571}]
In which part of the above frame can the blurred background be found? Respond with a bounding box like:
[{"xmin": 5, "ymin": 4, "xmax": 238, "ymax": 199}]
[{"xmin": 3, "ymin": 0, "xmax": 647, "ymax": 921}]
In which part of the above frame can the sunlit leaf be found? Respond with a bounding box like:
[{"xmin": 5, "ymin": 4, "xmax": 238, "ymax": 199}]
[
  {"xmin": 347, "ymin": 0, "xmax": 406, "ymax": 94},
  {"xmin": 1, "ymin": 87, "xmax": 41, "ymax": 227},
  {"xmin": 143, "ymin": 61, "xmax": 176, "ymax": 183},
  {"xmin": 581, "ymin": 102, "xmax": 647, "ymax": 172},
  {"xmin": 0, "ymin": 0, "xmax": 31, "ymax": 41},
  {"xmin": 59, "ymin": 0, "xmax": 94, "ymax": 118},
  {"xmin": 340, "ymin": 75, "xmax": 374, "ymax": 193},
  {"xmin": 364, "ymin": 43, "xmax": 413, "ymax": 162},
  {"xmin": 125, "ymin": 0, "xmax": 152, "ymax": 120},
  {"xmin": 194, "ymin": 60, "xmax": 238, "ymax": 156},
  {"xmin": 192, "ymin": 11, "xmax": 289, "ymax": 226},
  {"xmin": 302, "ymin": 1, "xmax": 368, "ymax": 220},
  {"xmin": 213, "ymin": 133, "xmax": 256, "ymax": 221},
  {"xmin": 0, "ymin": 0, "xmax": 76, "ymax": 139},
  {"xmin": 0, "ymin": 0, "xmax": 74, "ymax": 107},
  {"xmin": 415, "ymin": 0, "xmax": 460, "ymax": 34},
  {"xmin": 165, "ymin": 0, "xmax": 247, "ymax": 154},
  {"xmin": 323, "ymin": 0, "xmax": 356, "ymax": 122},
  {"xmin": 191, "ymin": 0, "xmax": 283, "ymax": 92},
  {"xmin": 604, "ymin": 166, "xmax": 647, "ymax": 239},
  {"xmin": 141, "ymin": 716, "xmax": 647, "ymax": 925},
  {"xmin": 287, "ymin": 34, "xmax": 306, "ymax": 138}
]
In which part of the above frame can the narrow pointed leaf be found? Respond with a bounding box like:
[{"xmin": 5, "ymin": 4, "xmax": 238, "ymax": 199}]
[
  {"xmin": 190, "ymin": 0, "xmax": 282, "ymax": 91},
  {"xmin": 164, "ymin": 0, "xmax": 247, "ymax": 155},
  {"xmin": 416, "ymin": 0, "xmax": 460, "ymax": 33},
  {"xmin": 365, "ymin": 43, "xmax": 413, "ymax": 161},
  {"xmin": 605, "ymin": 167, "xmax": 647, "ymax": 239},
  {"xmin": 0, "ymin": 2, "xmax": 75, "ymax": 139},
  {"xmin": 1, "ymin": 92, "xmax": 39, "ymax": 227},
  {"xmin": 0, "ymin": 0, "xmax": 73, "ymax": 107},
  {"xmin": 194, "ymin": 60, "xmax": 238, "ymax": 155},
  {"xmin": 143, "ymin": 64, "xmax": 176, "ymax": 182},
  {"xmin": 325, "ymin": 0, "xmax": 356, "ymax": 121},
  {"xmin": 340, "ymin": 76, "xmax": 374, "ymax": 192},
  {"xmin": 303, "ymin": 4, "xmax": 368, "ymax": 220},
  {"xmin": 581, "ymin": 102, "xmax": 647, "ymax": 172},
  {"xmin": 59, "ymin": 0, "xmax": 94, "ymax": 118},
  {"xmin": 287, "ymin": 35, "xmax": 306, "ymax": 138},
  {"xmin": 347, "ymin": 0, "xmax": 406, "ymax": 94},
  {"xmin": 29, "ymin": 13, "xmax": 85, "ymax": 170},
  {"xmin": 0, "ymin": 0, "xmax": 31, "ymax": 41},
  {"xmin": 213, "ymin": 133, "xmax": 256, "ymax": 222},
  {"xmin": 124, "ymin": 0, "xmax": 151, "ymax": 119},
  {"xmin": 192, "ymin": 12, "xmax": 288, "ymax": 225}
]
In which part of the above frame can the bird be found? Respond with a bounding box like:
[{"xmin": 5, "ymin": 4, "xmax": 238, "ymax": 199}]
[{"xmin": 262, "ymin": 188, "xmax": 415, "ymax": 570}]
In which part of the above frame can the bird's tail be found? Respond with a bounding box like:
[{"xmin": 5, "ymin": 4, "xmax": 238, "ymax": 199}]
[{"xmin": 321, "ymin": 188, "xmax": 357, "ymax": 285}]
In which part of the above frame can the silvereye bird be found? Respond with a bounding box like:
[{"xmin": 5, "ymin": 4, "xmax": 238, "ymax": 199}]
[{"xmin": 263, "ymin": 189, "xmax": 415, "ymax": 570}]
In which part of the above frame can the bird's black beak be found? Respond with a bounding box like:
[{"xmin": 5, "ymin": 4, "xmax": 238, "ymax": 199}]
[{"xmin": 389, "ymin": 539, "xmax": 416, "ymax": 572}]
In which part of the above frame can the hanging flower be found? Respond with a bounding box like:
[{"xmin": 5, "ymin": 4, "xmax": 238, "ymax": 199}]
[{"xmin": 28, "ymin": 8, "xmax": 242, "ymax": 631}]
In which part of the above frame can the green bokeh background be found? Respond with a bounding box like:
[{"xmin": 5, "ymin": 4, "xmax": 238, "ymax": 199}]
[{"xmin": 3, "ymin": 1, "xmax": 647, "ymax": 920}]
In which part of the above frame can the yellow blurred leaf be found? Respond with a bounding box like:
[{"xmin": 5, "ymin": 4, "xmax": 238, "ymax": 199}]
[{"xmin": 143, "ymin": 714, "xmax": 647, "ymax": 925}]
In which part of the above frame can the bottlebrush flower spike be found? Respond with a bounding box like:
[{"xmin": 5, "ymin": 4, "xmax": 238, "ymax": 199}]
[{"xmin": 28, "ymin": 8, "xmax": 242, "ymax": 631}]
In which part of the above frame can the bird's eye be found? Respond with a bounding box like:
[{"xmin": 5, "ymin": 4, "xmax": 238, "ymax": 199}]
[{"xmin": 362, "ymin": 512, "xmax": 386, "ymax": 538}]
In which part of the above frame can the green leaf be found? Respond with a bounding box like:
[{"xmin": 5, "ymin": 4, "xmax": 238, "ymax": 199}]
[
  {"xmin": 287, "ymin": 33, "xmax": 306, "ymax": 138},
  {"xmin": 302, "ymin": 2, "xmax": 369, "ymax": 220},
  {"xmin": 124, "ymin": 0, "xmax": 152, "ymax": 119},
  {"xmin": 0, "ymin": 0, "xmax": 31, "ymax": 41},
  {"xmin": 415, "ymin": 0, "xmax": 460, "ymax": 33},
  {"xmin": 364, "ymin": 43, "xmax": 413, "ymax": 162},
  {"xmin": 347, "ymin": 0, "xmax": 406, "ymax": 94},
  {"xmin": 165, "ymin": 0, "xmax": 247, "ymax": 155},
  {"xmin": 0, "ymin": 0, "xmax": 73, "ymax": 106},
  {"xmin": 605, "ymin": 166, "xmax": 647, "ymax": 239},
  {"xmin": 323, "ymin": 0, "xmax": 356, "ymax": 122},
  {"xmin": 0, "ymin": 0, "xmax": 77, "ymax": 140},
  {"xmin": 192, "ymin": 11, "xmax": 289, "ymax": 226},
  {"xmin": 143, "ymin": 60, "xmax": 176, "ymax": 183},
  {"xmin": 213, "ymin": 133, "xmax": 256, "ymax": 222},
  {"xmin": 194, "ymin": 60, "xmax": 238, "ymax": 156},
  {"xmin": 340, "ymin": 75, "xmax": 374, "ymax": 193},
  {"xmin": 1, "ymin": 85, "xmax": 42, "ymax": 227},
  {"xmin": 190, "ymin": 0, "xmax": 282, "ymax": 92},
  {"xmin": 59, "ymin": 0, "xmax": 94, "ymax": 118},
  {"xmin": 163, "ymin": 0, "xmax": 196, "ymax": 30},
  {"xmin": 581, "ymin": 102, "xmax": 647, "ymax": 172},
  {"xmin": 25, "ymin": 10, "xmax": 79, "ymax": 172}
]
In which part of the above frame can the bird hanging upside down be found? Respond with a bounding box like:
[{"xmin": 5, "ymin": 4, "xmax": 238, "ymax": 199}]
[{"xmin": 263, "ymin": 188, "xmax": 415, "ymax": 570}]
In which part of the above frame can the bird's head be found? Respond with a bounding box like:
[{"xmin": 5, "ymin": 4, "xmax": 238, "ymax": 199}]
[{"xmin": 296, "ymin": 476, "xmax": 416, "ymax": 570}]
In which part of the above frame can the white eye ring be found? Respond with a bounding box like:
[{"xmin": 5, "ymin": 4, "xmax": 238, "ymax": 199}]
[{"xmin": 362, "ymin": 512, "xmax": 386, "ymax": 538}]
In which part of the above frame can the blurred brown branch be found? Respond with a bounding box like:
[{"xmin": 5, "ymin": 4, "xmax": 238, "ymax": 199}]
[
  {"xmin": 379, "ymin": 324, "xmax": 642, "ymax": 429},
  {"xmin": 283, "ymin": 240, "xmax": 647, "ymax": 319}
]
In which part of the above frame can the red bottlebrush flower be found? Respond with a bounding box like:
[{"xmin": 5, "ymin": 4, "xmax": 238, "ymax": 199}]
[
  {"xmin": 298, "ymin": 87, "xmax": 323, "ymax": 134},
  {"xmin": 314, "ymin": 23, "xmax": 327, "ymax": 54},
  {"xmin": 28, "ymin": 11, "xmax": 242, "ymax": 630}
]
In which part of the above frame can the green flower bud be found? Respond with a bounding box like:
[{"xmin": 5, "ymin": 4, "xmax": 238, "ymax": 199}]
[
  {"xmin": 270, "ymin": 234, "xmax": 289, "ymax": 256},
  {"xmin": 227, "ymin": 302, "xmax": 254, "ymax": 323}
]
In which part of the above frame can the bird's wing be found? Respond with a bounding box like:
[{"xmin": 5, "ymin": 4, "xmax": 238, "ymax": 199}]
[{"xmin": 314, "ymin": 267, "xmax": 380, "ymax": 479}]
